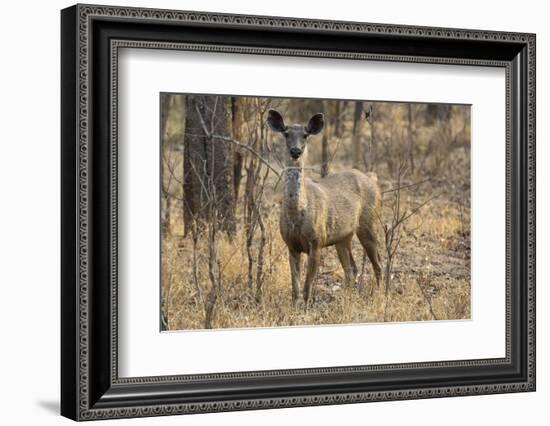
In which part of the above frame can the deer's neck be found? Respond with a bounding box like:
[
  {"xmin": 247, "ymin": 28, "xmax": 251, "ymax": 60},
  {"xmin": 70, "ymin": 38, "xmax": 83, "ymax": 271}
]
[{"xmin": 284, "ymin": 160, "xmax": 307, "ymax": 213}]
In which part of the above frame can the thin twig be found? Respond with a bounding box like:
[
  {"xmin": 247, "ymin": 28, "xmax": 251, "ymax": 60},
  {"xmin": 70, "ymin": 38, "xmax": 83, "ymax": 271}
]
[
  {"xmin": 416, "ymin": 277, "xmax": 439, "ymax": 320},
  {"xmin": 193, "ymin": 102, "xmax": 281, "ymax": 178},
  {"xmin": 382, "ymin": 177, "xmax": 433, "ymax": 194},
  {"xmin": 213, "ymin": 135, "xmax": 281, "ymax": 178}
]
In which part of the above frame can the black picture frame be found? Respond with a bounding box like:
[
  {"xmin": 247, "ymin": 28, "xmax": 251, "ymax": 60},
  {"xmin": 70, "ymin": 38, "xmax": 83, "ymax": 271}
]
[{"xmin": 61, "ymin": 4, "xmax": 536, "ymax": 421}]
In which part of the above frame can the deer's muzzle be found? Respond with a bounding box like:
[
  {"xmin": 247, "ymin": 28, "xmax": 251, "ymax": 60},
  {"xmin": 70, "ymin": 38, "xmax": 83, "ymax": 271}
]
[{"xmin": 290, "ymin": 148, "xmax": 302, "ymax": 159}]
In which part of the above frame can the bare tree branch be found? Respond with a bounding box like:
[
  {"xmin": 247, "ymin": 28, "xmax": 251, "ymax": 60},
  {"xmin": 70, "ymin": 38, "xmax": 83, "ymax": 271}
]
[
  {"xmin": 193, "ymin": 102, "xmax": 281, "ymax": 178},
  {"xmin": 213, "ymin": 135, "xmax": 281, "ymax": 178},
  {"xmin": 381, "ymin": 177, "xmax": 433, "ymax": 194}
]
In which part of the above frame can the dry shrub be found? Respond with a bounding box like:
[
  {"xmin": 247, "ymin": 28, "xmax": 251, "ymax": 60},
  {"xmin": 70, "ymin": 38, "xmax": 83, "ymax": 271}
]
[{"xmin": 162, "ymin": 187, "xmax": 470, "ymax": 330}]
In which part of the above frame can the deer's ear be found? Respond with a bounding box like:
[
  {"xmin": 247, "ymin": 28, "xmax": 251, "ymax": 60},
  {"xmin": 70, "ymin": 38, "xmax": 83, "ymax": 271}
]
[
  {"xmin": 267, "ymin": 110, "xmax": 286, "ymax": 133},
  {"xmin": 306, "ymin": 113, "xmax": 324, "ymax": 135}
]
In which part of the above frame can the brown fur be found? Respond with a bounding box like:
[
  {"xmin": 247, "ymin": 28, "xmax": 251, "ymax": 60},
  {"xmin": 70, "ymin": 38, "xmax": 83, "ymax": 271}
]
[{"xmin": 268, "ymin": 110, "xmax": 382, "ymax": 303}]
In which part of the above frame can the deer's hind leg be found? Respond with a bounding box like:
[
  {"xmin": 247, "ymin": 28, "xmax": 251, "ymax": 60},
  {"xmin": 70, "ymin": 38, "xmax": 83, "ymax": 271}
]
[
  {"xmin": 356, "ymin": 224, "xmax": 382, "ymax": 287},
  {"xmin": 335, "ymin": 236, "xmax": 357, "ymax": 287}
]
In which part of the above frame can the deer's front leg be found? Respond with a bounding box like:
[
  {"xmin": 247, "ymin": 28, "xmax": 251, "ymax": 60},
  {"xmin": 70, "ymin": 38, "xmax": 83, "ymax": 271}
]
[
  {"xmin": 303, "ymin": 245, "xmax": 321, "ymax": 305},
  {"xmin": 288, "ymin": 249, "xmax": 301, "ymax": 303}
]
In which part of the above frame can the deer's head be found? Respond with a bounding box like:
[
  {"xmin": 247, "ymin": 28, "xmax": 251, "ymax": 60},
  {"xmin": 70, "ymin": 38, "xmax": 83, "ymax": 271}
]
[{"xmin": 267, "ymin": 109, "xmax": 324, "ymax": 163}]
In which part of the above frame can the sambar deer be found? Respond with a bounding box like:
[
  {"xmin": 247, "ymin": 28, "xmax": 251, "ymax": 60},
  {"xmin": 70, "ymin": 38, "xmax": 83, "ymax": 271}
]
[{"xmin": 267, "ymin": 109, "xmax": 382, "ymax": 304}]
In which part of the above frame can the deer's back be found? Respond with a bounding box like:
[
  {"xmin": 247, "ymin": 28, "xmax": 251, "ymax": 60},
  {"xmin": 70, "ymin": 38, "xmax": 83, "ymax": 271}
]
[{"xmin": 305, "ymin": 169, "xmax": 380, "ymax": 247}]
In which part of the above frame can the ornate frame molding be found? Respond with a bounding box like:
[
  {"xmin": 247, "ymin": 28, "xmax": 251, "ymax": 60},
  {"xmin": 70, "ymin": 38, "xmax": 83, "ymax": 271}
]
[{"xmin": 61, "ymin": 4, "xmax": 536, "ymax": 421}]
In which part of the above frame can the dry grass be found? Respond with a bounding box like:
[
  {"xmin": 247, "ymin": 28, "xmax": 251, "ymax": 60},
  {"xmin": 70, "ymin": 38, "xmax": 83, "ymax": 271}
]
[{"xmin": 161, "ymin": 187, "xmax": 470, "ymax": 330}]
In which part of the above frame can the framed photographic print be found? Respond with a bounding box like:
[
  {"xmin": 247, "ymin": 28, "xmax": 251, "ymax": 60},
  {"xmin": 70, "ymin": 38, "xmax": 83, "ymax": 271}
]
[{"xmin": 61, "ymin": 4, "xmax": 536, "ymax": 421}]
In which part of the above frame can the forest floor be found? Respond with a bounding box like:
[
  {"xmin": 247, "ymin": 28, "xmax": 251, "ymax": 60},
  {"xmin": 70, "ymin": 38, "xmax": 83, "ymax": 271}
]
[{"xmin": 161, "ymin": 158, "xmax": 471, "ymax": 330}]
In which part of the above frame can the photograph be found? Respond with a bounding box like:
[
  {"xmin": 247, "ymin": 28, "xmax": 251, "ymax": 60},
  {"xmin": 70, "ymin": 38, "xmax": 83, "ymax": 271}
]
[
  {"xmin": 160, "ymin": 94, "xmax": 472, "ymax": 331},
  {"xmin": 58, "ymin": 3, "xmax": 536, "ymax": 420}
]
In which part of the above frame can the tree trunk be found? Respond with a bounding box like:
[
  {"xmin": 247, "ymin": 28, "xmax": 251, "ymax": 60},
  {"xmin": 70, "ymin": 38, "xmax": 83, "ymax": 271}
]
[
  {"xmin": 352, "ymin": 101, "xmax": 363, "ymax": 169},
  {"xmin": 361, "ymin": 105, "xmax": 375, "ymax": 172},
  {"xmin": 321, "ymin": 127, "xmax": 329, "ymax": 177},
  {"xmin": 333, "ymin": 100, "xmax": 342, "ymax": 138},
  {"xmin": 183, "ymin": 95, "xmax": 236, "ymax": 235},
  {"xmin": 319, "ymin": 100, "xmax": 330, "ymax": 177},
  {"xmin": 160, "ymin": 94, "xmax": 171, "ymax": 143},
  {"xmin": 231, "ymin": 97, "xmax": 246, "ymax": 204},
  {"xmin": 407, "ymin": 104, "xmax": 415, "ymax": 174},
  {"xmin": 160, "ymin": 94, "xmax": 172, "ymax": 236}
]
